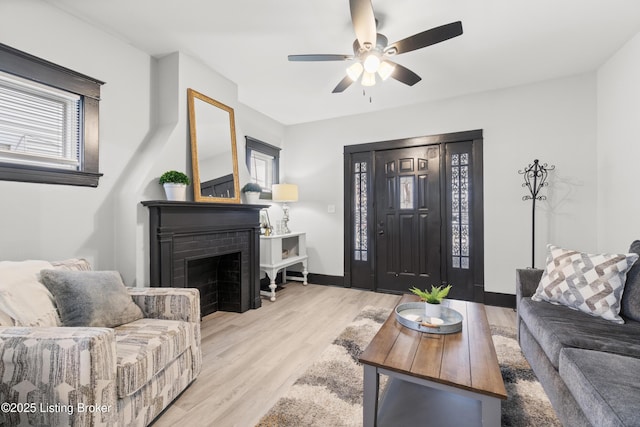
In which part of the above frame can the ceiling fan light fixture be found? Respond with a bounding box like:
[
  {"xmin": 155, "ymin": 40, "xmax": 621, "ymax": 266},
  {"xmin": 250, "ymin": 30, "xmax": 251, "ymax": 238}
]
[
  {"xmin": 363, "ymin": 53, "xmax": 381, "ymax": 73},
  {"xmin": 361, "ymin": 71, "xmax": 376, "ymax": 87},
  {"xmin": 377, "ymin": 61, "xmax": 395, "ymax": 81},
  {"xmin": 346, "ymin": 62, "xmax": 364, "ymax": 81}
]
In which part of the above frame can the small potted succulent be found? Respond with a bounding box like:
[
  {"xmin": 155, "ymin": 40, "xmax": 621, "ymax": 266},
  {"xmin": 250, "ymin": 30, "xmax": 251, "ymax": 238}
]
[
  {"xmin": 242, "ymin": 182, "xmax": 262, "ymax": 204},
  {"xmin": 159, "ymin": 170, "xmax": 190, "ymax": 201},
  {"xmin": 409, "ymin": 284, "xmax": 452, "ymax": 319}
]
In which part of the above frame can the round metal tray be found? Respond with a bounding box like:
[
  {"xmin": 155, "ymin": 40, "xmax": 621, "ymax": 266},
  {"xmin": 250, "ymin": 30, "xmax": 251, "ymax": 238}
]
[{"xmin": 395, "ymin": 302, "xmax": 463, "ymax": 334}]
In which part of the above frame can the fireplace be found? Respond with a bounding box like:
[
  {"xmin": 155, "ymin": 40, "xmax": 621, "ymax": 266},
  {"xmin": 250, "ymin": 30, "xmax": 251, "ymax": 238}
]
[
  {"xmin": 187, "ymin": 252, "xmax": 242, "ymax": 315},
  {"xmin": 143, "ymin": 201, "xmax": 264, "ymax": 316}
]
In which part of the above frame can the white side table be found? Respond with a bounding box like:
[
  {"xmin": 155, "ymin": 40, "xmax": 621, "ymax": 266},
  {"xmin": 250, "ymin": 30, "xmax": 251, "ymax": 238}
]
[{"xmin": 259, "ymin": 231, "xmax": 308, "ymax": 301}]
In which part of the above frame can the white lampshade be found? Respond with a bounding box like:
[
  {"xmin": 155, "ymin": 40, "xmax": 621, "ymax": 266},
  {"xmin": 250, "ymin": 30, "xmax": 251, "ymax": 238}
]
[
  {"xmin": 346, "ymin": 62, "xmax": 363, "ymax": 81},
  {"xmin": 272, "ymin": 183, "xmax": 298, "ymax": 202},
  {"xmin": 361, "ymin": 71, "xmax": 376, "ymax": 87},
  {"xmin": 377, "ymin": 61, "xmax": 395, "ymax": 80}
]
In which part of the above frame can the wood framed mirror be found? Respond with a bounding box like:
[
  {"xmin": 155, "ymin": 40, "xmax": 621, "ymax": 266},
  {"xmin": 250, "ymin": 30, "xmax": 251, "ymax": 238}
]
[{"xmin": 187, "ymin": 88, "xmax": 240, "ymax": 203}]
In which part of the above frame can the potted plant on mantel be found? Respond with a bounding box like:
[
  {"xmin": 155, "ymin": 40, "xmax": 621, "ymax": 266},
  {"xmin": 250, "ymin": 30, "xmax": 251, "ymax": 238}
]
[
  {"xmin": 409, "ymin": 284, "xmax": 452, "ymax": 319},
  {"xmin": 159, "ymin": 170, "xmax": 191, "ymax": 201},
  {"xmin": 242, "ymin": 182, "xmax": 262, "ymax": 204}
]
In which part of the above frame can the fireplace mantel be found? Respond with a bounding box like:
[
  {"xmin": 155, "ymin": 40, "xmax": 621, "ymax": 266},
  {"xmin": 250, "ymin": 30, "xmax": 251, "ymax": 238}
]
[{"xmin": 142, "ymin": 200, "xmax": 267, "ymax": 315}]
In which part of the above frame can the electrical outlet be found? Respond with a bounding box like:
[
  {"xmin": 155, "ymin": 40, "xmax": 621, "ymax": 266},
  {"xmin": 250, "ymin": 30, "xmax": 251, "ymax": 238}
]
[{"xmin": 327, "ymin": 204, "xmax": 336, "ymax": 213}]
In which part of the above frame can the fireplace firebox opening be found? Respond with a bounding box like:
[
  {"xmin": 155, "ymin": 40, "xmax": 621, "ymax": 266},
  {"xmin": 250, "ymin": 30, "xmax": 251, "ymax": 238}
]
[{"xmin": 186, "ymin": 252, "xmax": 242, "ymax": 316}]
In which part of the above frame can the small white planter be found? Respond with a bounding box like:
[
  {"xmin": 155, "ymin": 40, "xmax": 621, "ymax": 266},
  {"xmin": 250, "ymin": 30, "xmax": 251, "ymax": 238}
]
[
  {"xmin": 163, "ymin": 183, "xmax": 187, "ymax": 201},
  {"xmin": 244, "ymin": 191, "xmax": 261, "ymax": 204},
  {"xmin": 424, "ymin": 302, "xmax": 442, "ymax": 319}
]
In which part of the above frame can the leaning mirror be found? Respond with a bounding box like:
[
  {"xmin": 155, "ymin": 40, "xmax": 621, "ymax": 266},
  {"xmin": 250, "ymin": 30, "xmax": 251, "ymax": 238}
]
[{"xmin": 187, "ymin": 88, "xmax": 240, "ymax": 203}]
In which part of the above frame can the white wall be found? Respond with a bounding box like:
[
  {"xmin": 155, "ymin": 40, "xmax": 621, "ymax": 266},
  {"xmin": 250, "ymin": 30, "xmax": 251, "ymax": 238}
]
[
  {"xmin": 0, "ymin": 1, "xmax": 285, "ymax": 286},
  {"xmin": 597, "ymin": 31, "xmax": 640, "ymax": 253},
  {"xmin": 0, "ymin": 0, "xmax": 153, "ymax": 271},
  {"xmin": 284, "ymin": 73, "xmax": 598, "ymax": 294},
  {"xmin": 3, "ymin": 0, "xmax": 623, "ymax": 296}
]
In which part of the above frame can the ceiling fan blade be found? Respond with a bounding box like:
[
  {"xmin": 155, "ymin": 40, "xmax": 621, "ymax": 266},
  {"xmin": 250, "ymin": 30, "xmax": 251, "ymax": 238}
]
[
  {"xmin": 388, "ymin": 61, "xmax": 422, "ymax": 86},
  {"xmin": 288, "ymin": 54, "xmax": 353, "ymax": 62},
  {"xmin": 332, "ymin": 75, "xmax": 354, "ymax": 93},
  {"xmin": 350, "ymin": 0, "xmax": 377, "ymax": 50},
  {"xmin": 386, "ymin": 21, "xmax": 463, "ymax": 55}
]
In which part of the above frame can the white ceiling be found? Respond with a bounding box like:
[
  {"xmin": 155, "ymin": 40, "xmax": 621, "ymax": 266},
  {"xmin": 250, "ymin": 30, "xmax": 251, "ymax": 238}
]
[{"xmin": 45, "ymin": 0, "xmax": 640, "ymax": 125}]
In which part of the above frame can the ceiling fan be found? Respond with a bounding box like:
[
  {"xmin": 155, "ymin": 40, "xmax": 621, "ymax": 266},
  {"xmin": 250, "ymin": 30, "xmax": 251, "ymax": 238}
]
[{"xmin": 288, "ymin": 0, "xmax": 463, "ymax": 93}]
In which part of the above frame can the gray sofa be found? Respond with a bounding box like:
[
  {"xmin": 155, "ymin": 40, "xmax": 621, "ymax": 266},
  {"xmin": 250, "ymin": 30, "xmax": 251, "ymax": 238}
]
[{"xmin": 516, "ymin": 243, "xmax": 640, "ymax": 427}]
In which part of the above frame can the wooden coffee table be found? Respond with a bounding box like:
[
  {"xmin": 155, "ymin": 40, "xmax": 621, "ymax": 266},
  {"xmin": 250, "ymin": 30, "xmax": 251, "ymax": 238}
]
[{"xmin": 359, "ymin": 295, "xmax": 507, "ymax": 427}]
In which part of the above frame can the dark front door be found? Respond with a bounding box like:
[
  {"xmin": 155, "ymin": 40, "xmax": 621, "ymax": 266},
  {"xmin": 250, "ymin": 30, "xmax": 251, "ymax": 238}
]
[{"xmin": 375, "ymin": 145, "xmax": 442, "ymax": 293}]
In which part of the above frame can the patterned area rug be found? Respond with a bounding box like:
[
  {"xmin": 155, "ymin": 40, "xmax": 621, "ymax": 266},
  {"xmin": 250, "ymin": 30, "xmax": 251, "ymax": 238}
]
[{"xmin": 256, "ymin": 306, "xmax": 560, "ymax": 427}]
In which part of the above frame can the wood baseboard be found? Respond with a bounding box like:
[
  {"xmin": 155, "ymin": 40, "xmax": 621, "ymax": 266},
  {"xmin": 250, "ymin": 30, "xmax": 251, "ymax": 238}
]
[
  {"xmin": 285, "ymin": 271, "xmax": 344, "ymax": 287},
  {"xmin": 483, "ymin": 292, "xmax": 516, "ymax": 309}
]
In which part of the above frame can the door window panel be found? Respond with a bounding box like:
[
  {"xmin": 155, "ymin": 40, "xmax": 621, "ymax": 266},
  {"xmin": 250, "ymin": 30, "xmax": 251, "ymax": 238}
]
[{"xmin": 399, "ymin": 176, "xmax": 415, "ymax": 209}]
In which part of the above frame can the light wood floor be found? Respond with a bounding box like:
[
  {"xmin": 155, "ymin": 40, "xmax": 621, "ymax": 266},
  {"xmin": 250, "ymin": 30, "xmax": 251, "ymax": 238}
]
[{"xmin": 153, "ymin": 282, "xmax": 516, "ymax": 427}]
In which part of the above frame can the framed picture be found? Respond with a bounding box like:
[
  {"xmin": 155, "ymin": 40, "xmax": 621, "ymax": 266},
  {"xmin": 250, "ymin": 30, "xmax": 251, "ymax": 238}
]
[{"xmin": 259, "ymin": 208, "xmax": 272, "ymax": 235}]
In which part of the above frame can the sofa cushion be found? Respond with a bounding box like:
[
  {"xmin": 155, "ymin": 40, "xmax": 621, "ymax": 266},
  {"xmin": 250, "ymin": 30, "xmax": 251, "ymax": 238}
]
[
  {"xmin": 532, "ymin": 244, "xmax": 638, "ymax": 323},
  {"xmin": 0, "ymin": 260, "xmax": 60, "ymax": 327},
  {"xmin": 40, "ymin": 270, "xmax": 143, "ymax": 328},
  {"xmin": 621, "ymin": 240, "xmax": 640, "ymax": 322},
  {"xmin": 519, "ymin": 297, "xmax": 640, "ymax": 369},
  {"xmin": 114, "ymin": 318, "xmax": 194, "ymax": 398},
  {"xmin": 560, "ymin": 348, "xmax": 640, "ymax": 427}
]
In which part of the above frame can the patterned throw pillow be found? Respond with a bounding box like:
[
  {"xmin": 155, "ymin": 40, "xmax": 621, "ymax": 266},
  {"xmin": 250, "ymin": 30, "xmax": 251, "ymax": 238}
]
[{"xmin": 532, "ymin": 244, "xmax": 639, "ymax": 324}]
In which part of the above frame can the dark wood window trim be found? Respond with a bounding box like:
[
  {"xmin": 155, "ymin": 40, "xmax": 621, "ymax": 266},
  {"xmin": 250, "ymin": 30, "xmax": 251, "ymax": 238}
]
[
  {"xmin": 245, "ymin": 136, "xmax": 280, "ymax": 199},
  {"xmin": 0, "ymin": 43, "xmax": 104, "ymax": 187}
]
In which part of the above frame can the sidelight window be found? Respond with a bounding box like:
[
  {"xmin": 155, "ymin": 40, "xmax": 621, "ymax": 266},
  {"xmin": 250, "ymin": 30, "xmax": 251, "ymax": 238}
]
[
  {"xmin": 354, "ymin": 161, "xmax": 368, "ymax": 261},
  {"xmin": 451, "ymin": 153, "xmax": 470, "ymax": 269}
]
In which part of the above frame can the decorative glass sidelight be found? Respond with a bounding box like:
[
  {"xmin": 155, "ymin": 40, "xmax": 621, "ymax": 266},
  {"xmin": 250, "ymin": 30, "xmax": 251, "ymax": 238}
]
[
  {"xmin": 452, "ymin": 153, "xmax": 470, "ymax": 269},
  {"xmin": 354, "ymin": 162, "xmax": 368, "ymax": 261}
]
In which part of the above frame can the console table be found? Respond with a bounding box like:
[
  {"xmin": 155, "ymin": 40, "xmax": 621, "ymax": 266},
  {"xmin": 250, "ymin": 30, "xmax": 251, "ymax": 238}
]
[{"xmin": 260, "ymin": 231, "xmax": 308, "ymax": 301}]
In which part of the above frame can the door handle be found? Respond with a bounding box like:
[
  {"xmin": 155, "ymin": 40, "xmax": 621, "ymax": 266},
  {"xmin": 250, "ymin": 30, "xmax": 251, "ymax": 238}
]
[{"xmin": 378, "ymin": 221, "xmax": 384, "ymax": 236}]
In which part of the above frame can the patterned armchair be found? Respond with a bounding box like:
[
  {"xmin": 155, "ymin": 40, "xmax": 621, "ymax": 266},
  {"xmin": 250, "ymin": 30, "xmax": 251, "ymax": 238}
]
[{"xmin": 0, "ymin": 260, "xmax": 201, "ymax": 427}]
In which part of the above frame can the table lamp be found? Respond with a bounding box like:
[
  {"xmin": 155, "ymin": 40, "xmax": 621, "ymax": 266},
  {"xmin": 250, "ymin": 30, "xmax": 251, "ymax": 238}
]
[{"xmin": 272, "ymin": 183, "xmax": 298, "ymax": 234}]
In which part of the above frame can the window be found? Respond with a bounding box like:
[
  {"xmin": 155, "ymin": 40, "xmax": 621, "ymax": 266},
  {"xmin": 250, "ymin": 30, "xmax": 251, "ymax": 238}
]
[
  {"xmin": 0, "ymin": 43, "xmax": 103, "ymax": 187},
  {"xmin": 451, "ymin": 152, "xmax": 470, "ymax": 269},
  {"xmin": 353, "ymin": 161, "xmax": 368, "ymax": 261},
  {"xmin": 245, "ymin": 136, "xmax": 280, "ymax": 198}
]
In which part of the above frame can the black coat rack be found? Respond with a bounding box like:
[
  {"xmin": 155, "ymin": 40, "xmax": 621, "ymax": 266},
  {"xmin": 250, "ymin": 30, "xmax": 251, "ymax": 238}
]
[{"xmin": 518, "ymin": 159, "xmax": 555, "ymax": 268}]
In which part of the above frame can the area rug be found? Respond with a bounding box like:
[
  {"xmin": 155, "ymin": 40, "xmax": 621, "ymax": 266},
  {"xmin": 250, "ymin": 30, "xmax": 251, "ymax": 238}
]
[{"xmin": 256, "ymin": 306, "xmax": 560, "ymax": 427}]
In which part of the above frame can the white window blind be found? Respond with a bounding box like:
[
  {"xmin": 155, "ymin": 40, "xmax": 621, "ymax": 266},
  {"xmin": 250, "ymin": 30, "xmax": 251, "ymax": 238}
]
[{"xmin": 0, "ymin": 71, "xmax": 81, "ymax": 170}]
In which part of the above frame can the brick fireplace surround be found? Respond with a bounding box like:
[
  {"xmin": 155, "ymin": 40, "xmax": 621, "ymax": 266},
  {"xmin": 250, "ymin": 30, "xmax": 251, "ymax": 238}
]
[{"xmin": 143, "ymin": 201, "xmax": 265, "ymax": 317}]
